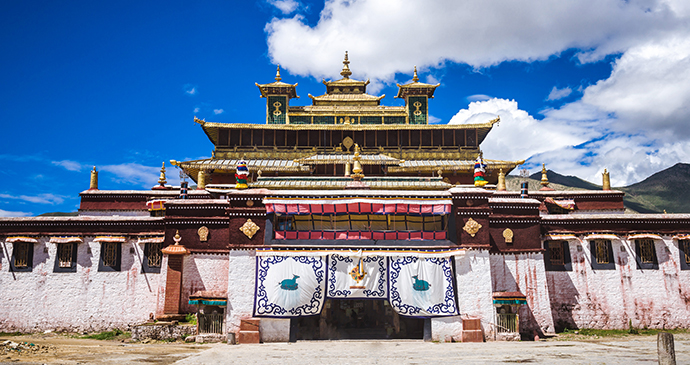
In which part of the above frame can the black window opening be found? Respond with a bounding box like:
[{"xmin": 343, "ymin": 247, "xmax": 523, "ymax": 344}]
[
  {"xmin": 142, "ymin": 242, "xmax": 162, "ymax": 273},
  {"xmin": 635, "ymin": 239, "xmax": 659, "ymax": 270},
  {"xmin": 54, "ymin": 243, "xmax": 77, "ymax": 273},
  {"xmin": 544, "ymin": 240, "xmax": 572, "ymax": 271},
  {"xmin": 10, "ymin": 242, "xmax": 34, "ymax": 272},
  {"xmin": 680, "ymin": 240, "xmax": 690, "ymax": 271},
  {"xmin": 590, "ymin": 240, "xmax": 615, "ymax": 270},
  {"xmin": 98, "ymin": 242, "xmax": 121, "ymax": 272}
]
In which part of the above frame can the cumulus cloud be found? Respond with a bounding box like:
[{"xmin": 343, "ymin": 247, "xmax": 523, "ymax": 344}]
[
  {"xmin": 266, "ymin": 0, "xmax": 684, "ymax": 83},
  {"xmin": 193, "ymin": 107, "xmax": 200, "ymax": 113},
  {"xmin": 546, "ymin": 86, "xmax": 572, "ymax": 101},
  {"xmin": 213, "ymin": 109, "xmax": 224, "ymax": 115},
  {"xmin": 467, "ymin": 94, "xmax": 492, "ymax": 102},
  {"xmin": 184, "ymin": 85, "xmax": 197, "ymax": 95},
  {"xmin": 0, "ymin": 209, "xmax": 32, "ymax": 217},
  {"xmin": 101, "ymin": 163, "xmax": 160, "ymax": 188},
  {"xmin": 51, "ymin": 160, "xmax": 85, "ymax": 172},
  {"xmin": 268, "ymin": 0, "xmax": 300, "ymax": 14},
  {"xmin": 0, "ymin": 193, "xmax": 65, "ymax": 205}
]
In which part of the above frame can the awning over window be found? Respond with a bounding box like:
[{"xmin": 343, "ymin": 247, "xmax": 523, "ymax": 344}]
[
  {"xmin": 584, "ymin": 234, "xmax": 619, "ymax": 241},
  {"xmin": 49, "ymin": 236, "xmax": 83, "ymax": 244},
  {"xmin": 543, "ymin": 234, "xmax": 578, "ymax": 240},
  {"xmin": 628, "ymin": 233, "xmax": 663, "ymax": 240},
  {"xmin": 147, "ymin": 200, "xmax": 166, "ymax": 211},
  {"xmin": 137, "ymin": 236, "xmax": 165, "ymax": 244},
  {"xmin": 493, "ymin": 292, "xmax": 527, "ymax": 305},
  {"xmin": 6, "ymin": 236, "xmax": 38, "ymax": 243},
  {"xmin": 274, "ymin": 230, "xmax": 447, "ymax": 240},
  {"xmin": 544, "ymin": 197, "xmax": 575, "ymax": 210},
  {"xmin": 264, "ymin": 198, "xmax": 452, "ymax": 215},
  {"xmin": 189, "ymin": 291, "xmax": 227, "ymax": 306},
  {"xmin": 94, "ymin": 236, "xmax": 126, "ymax": 243},
  {"xmin": 673, "ymin": 234, "xmax": 690, "ymax": 240}
]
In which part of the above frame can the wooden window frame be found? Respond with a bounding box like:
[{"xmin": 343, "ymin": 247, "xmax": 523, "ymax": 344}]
[
  {"xmin": 142, "ymin": 242, "xmax": 162, "ymax": 273},
  {"xmin": 635, "ymin": 239, "xmax": 658, "ymax": 270},
  {"xmin": 98, "ymin": 242, "xmax": 121, "ymax": 272},
  {"xmin": 10, "ymin": 242, "xmax": 34, "ymax": 272},
  {"xmin": 544, "ymin": 240, "xmax": 572, "ymax": 271},
  {"xmin": 590, "ymin": 239, "xmax": 615, "ymax": 270},
  {"xmin": 54, "ymin": 242, "xmax": 77, "ymax": 273}
]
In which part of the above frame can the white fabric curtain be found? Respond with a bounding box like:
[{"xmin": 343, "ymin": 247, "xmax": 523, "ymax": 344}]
[
  {"xmin": 326, "ymin": 254, "xmax": 387, "ymax": 299},
  {"xmin": 257, "ymin": 249, "xmax": 465, "ymax": 259},
  {"xmin": 254, "ymin": 255, "xmax": 326, "ymax": 317},
  {"xmin": 388, "ymin": 256, "xmax": 457, "ymax": 317}
]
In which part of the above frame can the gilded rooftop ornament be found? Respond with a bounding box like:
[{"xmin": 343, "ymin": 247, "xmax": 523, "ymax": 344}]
[
  {"xmin": 541, "ymin": 163, "xmax": 549, "ymax": 187},
  {"xmin": 275, "ymin": 65, "xmax": 282, "ymax": 82},
  {"xmin": 412, "ymin": 66, "xmax": 419, "ymax": 83},
  {"xmin": 602, "ymin": 168, "xmax": 611, "ymax": 190},
  {"xmin": 158, "ymin": 162, "xmax": 167, "ymax": 185},
  {"xmin": 89, "ymin": 166, "xmax": 98, "ymax": 190},
  {"xmin": 341, "ymin": 51, "xmax": 352, "ymax": 79},
  {"xmin": 240, "ymin": 219, "xmax": 260, "ymax": 239},
  {"xmin": 463, "ymin": 218, "xmax": 482, "ymax": 238}
]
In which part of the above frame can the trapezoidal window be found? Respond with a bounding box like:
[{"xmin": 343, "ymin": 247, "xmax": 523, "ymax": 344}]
[
  {"xmin": 680, "ymin": 240, "xmax": 690, "ymax": 271},
  {"xmin": 54, "ymin": 243, "xmax": 77, "ymax": 273},
  {"xmin": 590, "ymin": 240, "xmax": 615, "ymax": 270},
  {"xmin": 142, "ymin": 242, "xmax": 162, "ymax": 273},
  {"xmin": 11, "ymin": 242, "xmax": 33, "ymax": 272},
  {"xmin": 98, "ymin": 242, "xmax": 121, "ymax": 272},
  {"xmin": 544, "ymin": 240, "xmax": 571, "ymax": 271},
  {"xmin": 635, "ymin": 239, "xmax": 658, "ymax": 270}
]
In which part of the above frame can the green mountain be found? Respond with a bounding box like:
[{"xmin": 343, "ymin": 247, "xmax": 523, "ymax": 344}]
[
  {"xmin": 506, "ymin": 163, "xmax": 690, "ymax": 213},
  {"xmin": 617, "ymin": 163, "xmax": 690, "ymax": 213}
]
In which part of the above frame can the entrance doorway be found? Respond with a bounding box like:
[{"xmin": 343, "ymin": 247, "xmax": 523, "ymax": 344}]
[{"xmin": 293, "ymin": 299, "xmax": 424, "ymax": 340}]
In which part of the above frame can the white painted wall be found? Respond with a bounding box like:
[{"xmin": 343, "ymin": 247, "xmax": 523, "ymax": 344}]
[
  {"xmin": 491, "ymin": 252, "xmax": 555, "ymax": 335},
  {"xmin": 225, "ymin": 250, "xmax": 259, "ymax": 337},
  {"xmin": 181, "ymin": 253, "xmax": 229, "ymax": 314},
  {"xmin": 547, "ymin": 236, "xmax": 690, "ymax": 330},
  {"xmin": 0, "ymin": 237, "xmax": 161, "ymax": 332},
  {"xmin": 454, "ymin": 250, "xmax": 495, "ymax": 339}
]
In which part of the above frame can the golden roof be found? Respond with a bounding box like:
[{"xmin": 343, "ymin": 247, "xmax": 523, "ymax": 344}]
[
  {"xmin": 255, "ymin": 65, "xmax": 299, "ymax": 99},
  {"xmin": 396, "ymin": 66, "xmax": 440, "ymax": 99}
]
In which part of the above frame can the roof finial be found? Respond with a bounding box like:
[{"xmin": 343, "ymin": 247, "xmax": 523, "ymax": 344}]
[
  {"xmin": 541, "ymin": 163, "xmax": 549, "ymax": 187},
  {"xmin": 158, "ymin": 162, "xmax": 167, "ymax": 186},
  {"xmin": 275, "ymin": 65, "xmax": 282, "ymax": 82},
  {"xmin": 412, "ymin": 66, "xmax": 419, "ymax": 83},
  {"xmin": 340, "ymin": 51, "xmax": 352, "ymax": 79}
]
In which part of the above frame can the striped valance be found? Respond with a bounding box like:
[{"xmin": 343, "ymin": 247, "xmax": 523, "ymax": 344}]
[
  {"xmin": 265, "ymin": 200, "xmax": 451, "ymax": 216},
  {"xmin": 49, "ymin": 236, "xmax": 83, "ymax": 244},
  {"xmin": 6, "ymin": 236, "xmax": 38, "ymax": 243},
  {"xmin": 628, "ymin": 233, "xmax": 663, "ymax": 240},
  {"xmin": 137, "ymin": 236, "xmax": 165, "ymax": 244},
  {"xmin": 583, "ymin": 234, "xmax": 619, "ymax": 241},
  {"xmin": 543, "ymin": 234, "xmax": 578, "ymax": 241},
  {"xmin": 94, "ymin": 236, "xmax": 126, "ymax": 243},
  {"xmin": 274, "ymin": 230, "xmax": 447, "ymax": 241},
  {"xmin": 673, "ymin": 234, "xmax": 690, "ymax": 240}
]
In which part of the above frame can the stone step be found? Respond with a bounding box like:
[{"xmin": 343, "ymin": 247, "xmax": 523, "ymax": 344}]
[
  {"xmin": 240, "ymin": 319, "xmax": 260, "ymax": 331},
  {"xmin": 237, "ymin": 330, "xmax": 260, "ymax": 344},
  {"xmin": 461, "ymin": 330, "xmax": 483, "ymax": 342}
]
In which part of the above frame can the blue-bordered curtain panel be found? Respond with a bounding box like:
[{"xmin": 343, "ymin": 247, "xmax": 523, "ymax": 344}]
[
  {"xmin": 388, "ymin": 257, "xmax": 458, "ymax": 317},
  {"xmin": 254, "ymin": 256, "xmax": 326, "ymax": 317},
  {"xmin": 327, "ymin": 254, "xmax": 387, "ymax": 299}
]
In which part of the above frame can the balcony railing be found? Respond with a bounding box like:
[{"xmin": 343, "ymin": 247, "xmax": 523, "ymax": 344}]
[{"xmin": 198, "ymin": 313, "xmax": 224, "ymax": 334}]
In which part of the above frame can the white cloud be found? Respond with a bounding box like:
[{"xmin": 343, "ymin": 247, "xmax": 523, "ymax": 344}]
[
  {"xmin": 428, "ymin": 115, "xmax": 442, "ymax": 124},
  {"xmin": 185, "ymin": 85, "xmax": 197, "ymax": 95},
  {"xmin": 268, "ymin": 0, "xmax": 300, "ymax": 14},
  {"xmin": 0, "ymin": 209, "xmax": 32, "ymax": 217},
  {"xmin": 194, "ymin": 107, "xmax": 200, "ymax": 113},
  {"xmin": 467, "ymin": 94, "xmax": 492, "ymax": 102},
  {"xmin": 51, "ymin": 160, "xmax": 85, "ymax": 172},
  {"xmin": 546, "ymin": 86, "xmax": 572, "ymax": 101},
  {"xmin": 0, "ymin": 193, "xmax": 65, "ymax": 205},
  {"xmin": 213, "ymin": 109, "xmax": 224, "ymax": 115},
  {"xmin": 101, "ymin": 163, "xmax": 160, "ymax": 188},
  {"xmin": 266, "ymin": 0, "xmax": 687, "ymax": 83}
]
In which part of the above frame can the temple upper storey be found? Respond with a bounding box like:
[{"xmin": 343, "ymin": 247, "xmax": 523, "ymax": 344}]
[{"xmin": 255, "ymin": 52, "xmax": 437, "ymax": 125}]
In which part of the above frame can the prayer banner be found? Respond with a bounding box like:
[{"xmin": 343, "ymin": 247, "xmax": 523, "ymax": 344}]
[
  {"xmin": 326, "ymin": 255, "xmax": 387, "ymax": 299},
  {"xmin": 388, "ymin": 257, "xmax": 457, "ymax": 317},
  {"xmin": 254, "ymin": 255, "xmax": 326, "ymax": 317}
]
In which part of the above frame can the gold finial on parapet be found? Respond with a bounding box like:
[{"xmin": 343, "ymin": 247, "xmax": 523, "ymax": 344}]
[
  {"xmin": 412, "ymin": 66, "xmax": 419, "ymax": 83},
  {"xmin": 540, "ymin": 163, "xmax": 549, "ymax": 187},
  {"xmin": 158, "ymin": 162, "xmax": 167, "ymax": 185},
  {"xmin": 497, "ymin": 169, "xmax": 507, "ymax": 191},
  {"xmin": 437, "ymin": 168, "xmax": 443, "ymax": 178},
  {"xmin": 340, "ymin": 51, "xmax": 352, "ymax": 79},
  {"xmin": 89, "ymin": 166, "xmax": 98, "ymax": 190},
  {"xmin": 602, "ymin": 168, "xmax": 611, "ymax": 190},
  {"xmin": 275, "ymin": 65, "xmax": 282, "ymax": 82},
  {"xmin": 344, "ymin": 162, "xmax": 351, "ymax": 177}
]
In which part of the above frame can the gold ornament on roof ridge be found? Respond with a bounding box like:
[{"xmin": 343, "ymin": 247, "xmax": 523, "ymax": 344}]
[
  {"xmin": 158, "ymin": 162, "xmax": 167, "ymax": 186},
  {"xmin": 275, "ymin": 65, "xmax": 282, "ymax": 82},
  {"xmin": 412, "ymin": 66, "xmax": 419, "ymax": 83},
  {"xmin": 541, "ymin": 163, "xmax": 549, "ymax": 187},
  {"xmin": 340, "ymin": 51, "xmax": 352, "ymax": 79}
]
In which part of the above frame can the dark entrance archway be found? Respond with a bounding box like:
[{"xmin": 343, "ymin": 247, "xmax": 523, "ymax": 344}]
[{"xmin": 292, "ymin": 299, "xmax": 424, "ymax": 340}]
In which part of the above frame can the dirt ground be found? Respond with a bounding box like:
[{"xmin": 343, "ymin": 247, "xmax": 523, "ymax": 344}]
[{"xmin": 0, "ymin": 332, "xmax": 688, "ymax": 365}]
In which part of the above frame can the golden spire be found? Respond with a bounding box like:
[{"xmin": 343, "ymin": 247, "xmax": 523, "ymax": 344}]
[
  {"xmin": 89, "ymin": 166, "xmax": 98, "ymax": 190},
  {"xmin": 497, "ymin": 169, "xmax": 506, "ymax": 191},
  {"xmin": 351, "ymin": 143, "xmax": 364, "ymax": 181},
  {"xmin": 158, "ymin": 162, "xmax": 167, "ymax": 186},
  {"xmin": 275, "ymin": 65, "xmax": 282, "ymax": 82},
  {"xmin": 197, "ymin": 170, "xmax": 207, "ymax": 190},
  {"xmin": 340, "ymin": 51, "xmax": 352, "ymax": 79},
  {"xmin": 412, "ymin": 66, "xmax": 419, "ymax": 83},
  {"xmin": 602, "ymin": 168, "xmax": 611, "ymax": 190},
  {"xmin": 540, "ymin": 163, "xmax": 549, "ymax": 187}
]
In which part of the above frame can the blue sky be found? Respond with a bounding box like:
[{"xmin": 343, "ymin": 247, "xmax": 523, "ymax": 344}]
[{"xmin": 2, "ymin": 0, "xmax": 690, "ymax": 216}]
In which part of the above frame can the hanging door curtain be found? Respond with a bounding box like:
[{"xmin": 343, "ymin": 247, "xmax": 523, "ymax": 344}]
[
  {"xmin": 253, "ymin": 255, "xmax": 326, "ymax": 317},
  {"xmin": 327, "ymin": 254, "xmax": 387, "ymax": 299},
  {"xmin": 389, "ymin": 256, "xmax": 458, "ymax": 317},
  {"xmin": 254, "ymin": 249, "xmax": 463, "ymax": 318},
  {"xmin": 264, "ymin": 197, "xmax": 452, "ymax": 215}
]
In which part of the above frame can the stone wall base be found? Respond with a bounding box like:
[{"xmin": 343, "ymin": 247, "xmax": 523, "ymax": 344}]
[{"xmin": 131, "ymin": 323, "xmax": 196, "ymax": 341}]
